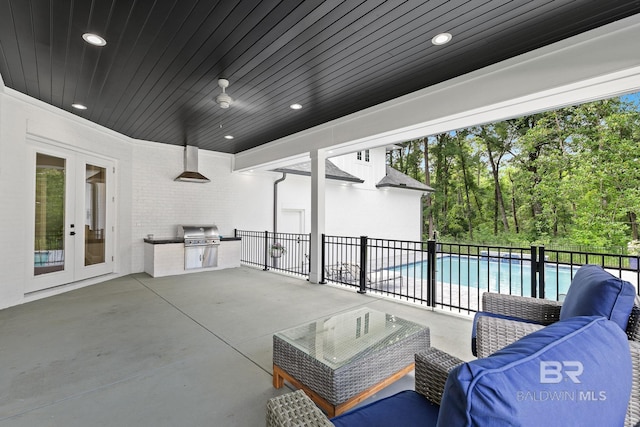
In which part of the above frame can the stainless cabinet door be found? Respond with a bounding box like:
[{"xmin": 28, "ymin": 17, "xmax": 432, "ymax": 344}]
[
  {"xmin": 202, "ymin": 245, "xmax": 218, "ymax": 268},
  {"xmin": 185, "ymin": 246, "xmax": 204, "ymax": 270}
]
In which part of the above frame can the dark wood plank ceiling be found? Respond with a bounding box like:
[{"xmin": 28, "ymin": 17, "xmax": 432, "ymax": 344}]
[{"xmin": 1, "ymin": 0, "xmax": 639, "ymax": 154}]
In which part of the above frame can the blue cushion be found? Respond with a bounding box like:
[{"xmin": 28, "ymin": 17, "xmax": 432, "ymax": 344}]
[
  {"xmin": 331, "ymin": 390, "xmax": 439, "ymax": 427},
  {"xmin": 560, "ymin": 264, "xmax": 635, "ymax": 330},
  {"xmin": 437, "ymin": 316, "xmax": 632, "ymax": 427}
]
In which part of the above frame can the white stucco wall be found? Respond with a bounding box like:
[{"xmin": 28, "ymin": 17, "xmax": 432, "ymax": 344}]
[{"xmin": 275, "ymin": 148, "xmax": 424, "ymax": 241}]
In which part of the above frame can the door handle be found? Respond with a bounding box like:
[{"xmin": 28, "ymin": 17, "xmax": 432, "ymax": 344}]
[{"xmin": 70, "ymin": 231, "xmax": 76, "ymax": 236}]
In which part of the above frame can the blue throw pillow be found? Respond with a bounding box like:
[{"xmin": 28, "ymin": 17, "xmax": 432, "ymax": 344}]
[
  {"xmin": 437, "ymin": 316, "xmax": 632, "ymax": 427},
  {"xmin": 560, "ymin": 264, "xmax": 635, "ymax": 330}
]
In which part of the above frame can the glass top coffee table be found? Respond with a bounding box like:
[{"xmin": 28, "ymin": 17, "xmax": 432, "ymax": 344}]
[{"xmin": 272, "ymin": 307, "xmax": 430, "ymax": 417}]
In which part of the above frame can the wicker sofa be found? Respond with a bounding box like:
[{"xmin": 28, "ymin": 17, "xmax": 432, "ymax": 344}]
[
  {"xmin": 267, "ymin": 316, "xmax": 632, "ymax": 426},
  {"xmin": 473, "ymin": 264, "xmax": 640, "ymax": 427}
]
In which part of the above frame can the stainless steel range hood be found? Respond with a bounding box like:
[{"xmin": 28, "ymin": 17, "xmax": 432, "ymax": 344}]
[{"xmin": 175, "ymin": 145, "xmax": 210, "ymax": 183}]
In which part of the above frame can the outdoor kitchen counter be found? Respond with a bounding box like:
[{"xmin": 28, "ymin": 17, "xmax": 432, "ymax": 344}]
[
  {"xmin": 143, "ymin": 237, "xmax": 241, "ymax": 278},
  {"xmin": 143, "ymin": 237, "xmax": 241, "ymax": 244}
]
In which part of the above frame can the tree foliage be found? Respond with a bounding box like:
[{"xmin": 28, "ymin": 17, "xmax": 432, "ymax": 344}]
[{"xmin": 387, "ymin": 96, "xmax": 640, "ymax": 250}]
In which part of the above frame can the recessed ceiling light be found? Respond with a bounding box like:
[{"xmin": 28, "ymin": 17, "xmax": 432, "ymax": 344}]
[
  {"xmin": 431, "ymin": 32, "xmax": 452, "ymax": 46},
  {"xmin": 72, "ymin": 103, "xmax": 87, "ymax": 110},
  {"xmin": 290, "ymin": 103, "xmax": 303, "ymax": 110},
  {"xmin": 224, "ymin": 135, "xmax": 234, "ymax": 139},
  {"xmin": 82, "ymin": 33, "xmax": 107, "ymax": 46}
]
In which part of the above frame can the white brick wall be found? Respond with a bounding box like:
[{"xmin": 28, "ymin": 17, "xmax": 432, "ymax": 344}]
[
  {"xmin": 0, "ymin": 90, "xmax": 29, "ymax": 308},
  {"xmin": 129, "ymin": 141, "xmax": 275, "ymax": 272},
  {"xmin": 0, "ymin": 89, "xmax": 134, "ymax": 309},
  {"xmin": 0, "ymin": 87, "xmax": 423, "ymax": 310}
]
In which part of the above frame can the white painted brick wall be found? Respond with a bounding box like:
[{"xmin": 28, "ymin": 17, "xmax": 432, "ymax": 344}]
[
  {"xmin": 0, "ymin": 93, "xmax": 29, "ymax": 308},
  {"xmin": 0, "ymin": 90, "xmax": 134, "ymax": 309},
  {"xmin": 130, "ymin": 142, "xmax": 275, "ymax": 272},
  {"xmin": 0, "ymin": 87, "xmax": 423, "ymax": 310}
]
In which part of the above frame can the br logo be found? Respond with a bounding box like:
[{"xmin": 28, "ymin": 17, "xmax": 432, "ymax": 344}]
[{"xmin": 540, "ymin": 361, "xmax": 584, "ymax": 384}]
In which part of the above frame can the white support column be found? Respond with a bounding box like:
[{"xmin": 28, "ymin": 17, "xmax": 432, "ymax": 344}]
[{"xmin": 309, "ymin": 149, "xmax": 326, "ymax": 283}]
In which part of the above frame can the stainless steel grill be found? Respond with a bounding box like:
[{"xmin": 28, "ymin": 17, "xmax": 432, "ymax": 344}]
[{"xmin": 178, "ymin": 225, "xmax": 220, "ymax": 269}]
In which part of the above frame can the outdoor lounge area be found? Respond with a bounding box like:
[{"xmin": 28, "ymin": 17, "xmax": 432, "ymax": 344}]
[
  {"xmin": 0, "ymin": 266, "xmax": 473, "ymax": 426},
  {"xmin": 265, "ymin": 263, "xmax": 640, "ymax": 426},
  {"xmin": 3, "ymin": 5, "xmax": 640, "ymax": 427}
]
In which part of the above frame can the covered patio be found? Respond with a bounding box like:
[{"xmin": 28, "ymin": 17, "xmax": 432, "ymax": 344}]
[
  {"xmin": 1, "ymin": 6, "xmax": 639, "ymax": 426},
  {"xmin": 0, "ymin": 267, "xmax": 473, "ymax": 426}
]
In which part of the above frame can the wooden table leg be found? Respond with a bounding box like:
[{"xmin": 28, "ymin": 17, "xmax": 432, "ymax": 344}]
[{"xmin": 273, "ymin": 364, "xmax": 285, "ymax": 388}]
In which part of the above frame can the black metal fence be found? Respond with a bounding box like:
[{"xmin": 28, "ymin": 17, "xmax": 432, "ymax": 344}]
[
  {"xmin": 235, "ymin": 230, "xmax": 311, "ymax": 277},
  {"xmin": 238, "ymin": 230, "xmax": 640, "ymax": 315}
]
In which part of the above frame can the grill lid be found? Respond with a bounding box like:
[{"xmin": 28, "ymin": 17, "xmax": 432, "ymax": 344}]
[{"xmin": 178, "ymin": 225, "xmax": 220, "ymax": 243}]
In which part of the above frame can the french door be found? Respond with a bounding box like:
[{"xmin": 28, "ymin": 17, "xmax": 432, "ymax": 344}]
[{"xmin": 27, "ymin": 143, "xmax": 115, "ymax": 293}]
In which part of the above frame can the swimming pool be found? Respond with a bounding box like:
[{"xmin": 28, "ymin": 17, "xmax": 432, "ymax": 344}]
[{"xmin": 392, "ymin": 255, "xmax": 577, "ymax": 298}]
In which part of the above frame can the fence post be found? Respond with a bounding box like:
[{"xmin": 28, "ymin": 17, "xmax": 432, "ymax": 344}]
[
  {"xmin": 427, "ymin": 239, "xmax": 437, "ymax": 307},
  {"xmin": 320, "ymin": 233, "xmax": 326, "ymax": 284},
  {"xmin": 530, "ymin": 245, "xmax": 537, "ymax": 298},
  {"xmin": 538, "ymin": 245, "xmax": 546, "ymax": 299},
  {"xmin": 263, "ymin": 231, "xmax": 269, "ymax": 271},
  {"xmin": 358, "ymin": 236, "xmax": 367, "ymax": 294}
]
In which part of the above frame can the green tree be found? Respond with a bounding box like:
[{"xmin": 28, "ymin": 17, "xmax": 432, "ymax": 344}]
[{"xmin": 388, "ymin": 93, "xmax": 640, "ymax": 249}]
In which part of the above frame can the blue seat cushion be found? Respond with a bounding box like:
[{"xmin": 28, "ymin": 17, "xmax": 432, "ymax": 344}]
[
  {"xmin": 437, "ymin": 316, "xmax": 632, "ymax": 427},
  {"xmin": 331, "ymin": 390, "xmax": 439, "ymax": 427},
  {"xmin": 560, "ymin": 264, "xmax": 635, "ymax": 330}
]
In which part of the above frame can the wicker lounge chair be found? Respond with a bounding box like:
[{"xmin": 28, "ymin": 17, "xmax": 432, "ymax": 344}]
[
  {"xmin": 267, "ymin": 316, "xmax": 632, "ymax": 426},
  {"xmin": 473, "ymin": 265, "xmax": 640, "ymax": 427}
]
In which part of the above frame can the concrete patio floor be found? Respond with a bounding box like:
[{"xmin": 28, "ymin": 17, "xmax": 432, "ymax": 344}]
[{"xmin": 0, "ymin": 266, "xmax": 474, "ymax": 426}]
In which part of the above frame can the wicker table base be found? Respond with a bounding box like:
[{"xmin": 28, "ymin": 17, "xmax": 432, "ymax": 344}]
[
  {"xmin": 272, "ymin": 308, "xmax": 430, "ymax": 418},
  {"xmin": 273, "ymin": 362, "xmax": 415, "ymax": 417}
]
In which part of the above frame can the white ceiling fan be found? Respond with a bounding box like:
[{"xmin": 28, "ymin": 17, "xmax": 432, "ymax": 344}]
[{"xmin": 215, "ymin": 78, "xmax": 233, "ymax": 109}]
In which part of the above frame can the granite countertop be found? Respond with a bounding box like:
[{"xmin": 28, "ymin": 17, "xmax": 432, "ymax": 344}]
[
  {"xmin": 143, "ymin": 237, "xmax": 183, "ymax": 244},
  {"xmin": 144, "ymin": 236, "xmax": 241, "ymax": 244}
]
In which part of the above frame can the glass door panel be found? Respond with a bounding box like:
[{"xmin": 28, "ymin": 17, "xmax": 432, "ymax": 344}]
[
  {"xmin": 73, "ymin": 155, "xmax": 113, "ymax": 281},
  {"xmin": 84, "ymin": 164, "xmax": 106, "ymax": 266},
  {"xmin": 28, "ymin": 144, "xmax": 114, "ymax": 292},
  {"xmin": 34, "ymin": 153, "xmax": 66, "ymax": 275}
]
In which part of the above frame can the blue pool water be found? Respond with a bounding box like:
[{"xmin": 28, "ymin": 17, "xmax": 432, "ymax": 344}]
[{"xmin": 392, "ymin": 255, "xmax": 577, "ymax": 298}]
